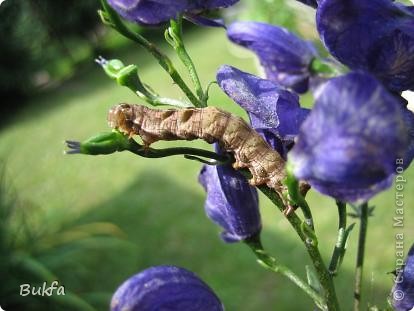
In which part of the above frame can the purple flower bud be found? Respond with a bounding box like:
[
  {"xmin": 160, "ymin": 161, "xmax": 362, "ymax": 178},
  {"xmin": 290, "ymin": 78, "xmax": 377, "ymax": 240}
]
[
  {"xmin": 107, "ymin": 0, "xmax": 239, "ymax": 25},
  {"xmin": 316, "ymin": 0, "xmax": 414, "ymax": 92},
  {"xmin": 392, "ymin": 243, "xmax": 414, "ymax": 311},
  {"xmin": 289, "ymin": 72, "xmax": 411, "ymax": 203},
  {"xmin": 227, "ymin": 22, "xmax": 318, "ymax": 93},
  {"xmin": 198, "ymin": 153, "xmax": 261, "ymax": 243},
  {"xmin": 216, "ymin": 65, "xmax": 309, "ymax": 156},
  {"xmin": 111, "ymin": 265, "xmax": 224, "ymax": 311}
]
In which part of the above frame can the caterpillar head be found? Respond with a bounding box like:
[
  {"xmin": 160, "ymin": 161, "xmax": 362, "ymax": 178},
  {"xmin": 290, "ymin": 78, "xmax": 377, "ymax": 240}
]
[{"xmin": 108, "ymin": 103, "xmax": 137, "ymax": 135}]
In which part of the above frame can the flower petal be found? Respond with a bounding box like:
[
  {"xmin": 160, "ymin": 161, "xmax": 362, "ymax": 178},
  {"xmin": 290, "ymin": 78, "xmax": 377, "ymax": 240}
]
[
  {"xmin": 392, "ymin": 243, "xmax": 414, "ymax": 311},
  {"xmin": 216, "ymin": 65, "xmax": 309, "ymax": 141},
  {"xmin": 108, "ymin": 0, "xmax": 239, "ymax": 25},
  {"xmin": 227, "ymin": 21, "xmax": 317, "ymax": 93},
  {"xmin": 316, "ymin": 0, "xmax": 414, "ymax": 92},
  {"xmin": 296, "ymin": 0, "xmax": 318, "ymax": 8},
  {"xmin": 111, "ymin": 266, "xmax": 224, "ymax": 311},
  {"xmin": 289, "ymin": 72, "xmax": 410, "ymax": 203},
  {"xmin": 198, "ymin": 151, "xmax": 261, "ymax": 243}
]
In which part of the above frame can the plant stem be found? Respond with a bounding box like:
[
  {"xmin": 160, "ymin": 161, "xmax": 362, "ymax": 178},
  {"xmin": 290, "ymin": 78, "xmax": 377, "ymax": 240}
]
[
  {"xmin": 285, "ymin": 163, "xmax": 314, "ymax": 230},
  {"xmin": 169, "ymin": 17, "xmax": 206, "ymax": 106},
  {"xmin": 100, "ymin": 0, "xmax": 202, "ymax": 107},
  {"xmin": 329, "ymin": 201, "xmax": 347, "ymax": 275},
  {"xmin": 245, "ymin": 236, "xmax": 327, "ymax": 310},
  {"xmin": 126, "ymin": 139, "xmax": 230, "ymax": 162},
  {"xmin": 353, "ymin": 202, "xmax": 369, "ymax": 311},
  {"xmin": 256, "ymin": 184, "xmax": 339, "ymax": 311}
]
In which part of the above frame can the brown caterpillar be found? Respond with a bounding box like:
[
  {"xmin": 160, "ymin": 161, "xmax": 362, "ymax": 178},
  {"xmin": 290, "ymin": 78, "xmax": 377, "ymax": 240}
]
[{"xmin": 108, "ymin": 103, "xmax": 289, "ymax": 197}]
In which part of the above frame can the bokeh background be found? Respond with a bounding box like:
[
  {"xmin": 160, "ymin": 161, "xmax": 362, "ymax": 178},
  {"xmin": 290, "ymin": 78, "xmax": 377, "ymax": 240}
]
[{"xmin": 1, "ymin": 0, "xmax": 413, "ymax": 310}]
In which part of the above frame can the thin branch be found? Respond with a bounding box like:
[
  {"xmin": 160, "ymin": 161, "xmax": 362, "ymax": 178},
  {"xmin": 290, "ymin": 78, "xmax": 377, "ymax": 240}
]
[
  {"xmin": 353, "ymin": 202, "xmax": 369, "ymax": 311},
  {"xmin": 245, "ymin": 235, "xmax": 327, "ymax": 310},
  {"xmin": 329, "ymin": 201, "xmax": 347, "ymax": 276}
]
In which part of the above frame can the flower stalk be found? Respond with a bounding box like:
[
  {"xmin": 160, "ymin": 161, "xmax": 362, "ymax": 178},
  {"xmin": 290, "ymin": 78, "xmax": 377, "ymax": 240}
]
[
  {"xmin": 245, "ymin": 235, "xmax": 327, "ymax": 310},
  {"xmin": 166, "ymin": 16, "xmax": 207, "ymax": 106},
  {"xmin": 240, "ymin": 170, "xmax": 340, "ymax": 311},
  {"xmin": 353, "ymin": 202, "xmax": 369, "ymax": 311},
  {"xmin": 65, "ymin": 130, "xmax": 230, "ymax": 163},
  {"xmin": 329, "ymin": 201, "xmax": 354, "ymax": 276},
  {"xmin": 99, "ymin": 0, "xmax": 202, "ymax": 107}
]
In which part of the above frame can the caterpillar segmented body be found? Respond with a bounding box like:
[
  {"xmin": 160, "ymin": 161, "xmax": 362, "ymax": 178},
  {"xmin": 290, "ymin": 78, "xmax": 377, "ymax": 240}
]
[{"xmin": 108, "ymin": 103, "xmax": 288, "ymax": 196}]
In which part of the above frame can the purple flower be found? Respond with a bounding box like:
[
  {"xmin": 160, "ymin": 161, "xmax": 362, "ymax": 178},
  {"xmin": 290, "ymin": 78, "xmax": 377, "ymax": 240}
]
[
  {"xmin": 289, "ymin": 72, "xmax": 411, "ymax": 203},
  {"xmin": 392, "ymin": 243, "xmax": 414, "ymax": 311},
  {"xmin": 198, "ymin": 152, "xmax": 261, "ymax": 243},
  {"xmin": 227, "ymin": 22, "xmax": 318, "ymax": 93},
  {"xmin": 107, "ymin": 0, "xmax": 239, "ymax": 25},
  {"xmin": 111, "ymin": 266, "xmax": 224, "ymax": 311},
  {"xmin": 316, "ymin": 0, "xmax": 414, "ymax": 92},
  {"xmin": 216, "ymin": 65, "xmax": 309, "ymax": 157}
]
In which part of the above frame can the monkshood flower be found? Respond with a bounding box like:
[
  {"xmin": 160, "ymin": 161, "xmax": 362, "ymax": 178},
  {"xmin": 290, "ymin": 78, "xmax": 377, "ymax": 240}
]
[
  {"xmin": 107, "ymin": 0, "xmax": 239, "ymax": 25},
  {"xmin": 111, "ymin": 265, "xmax": 224, "ymax": 311},
  {"xmin": 227, "ymin": 22, "xmax": 318, "ymax": 93},
  {"xmin": 392, "ymin": 243, "xmax": 414, "ymax": 311},
  {"xmin": 289, "ymin": 72, "xmax": 410, "ymax": 203},
  {"xmin": 198, "ymin": 151, "xmax": 261, "ymax": 243},
  {"xmin": 217, "ymin": 65, "xmax": 309, "ymax": 157},
  {"xmin": 316, "ymin": 0, "xmax": 414, "ymax": 92}
]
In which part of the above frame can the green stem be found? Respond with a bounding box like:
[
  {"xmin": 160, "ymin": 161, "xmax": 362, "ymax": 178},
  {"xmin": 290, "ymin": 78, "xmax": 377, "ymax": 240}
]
[
  {"xmin": 239, "ymin": 169, "xmax": 339, "ymax": 311},
  {"xmin": 100, "ymin": 0, "xmax": 202, "ymax": 107},
  {"xmin": 353, "ymin": 202, "xmax": 369, "ymax": 311},
  {"xmin": 168, "ymin": 17, "xmax": 206, "ymax": 106},
  {"xmin": 285, "ymin": 164, "xmax": 315, "ymax": 230},
  {"xmin": 328, "ymin": 201, "xmax": 347, "ymax": 276},
  {"xmin": 257, "ymin": 184, "xmax": 339, "ymax": 311},
  {"xmin": 66, "ymin": 131, "xmax": 230, "ymax": 164},
  {"xmin": 126, "ymin": 139, "xmax": 229, "ymax": 162},
  {"xmin": 245, "ymin": 236, "xmax": 326, "ymax": 310}
]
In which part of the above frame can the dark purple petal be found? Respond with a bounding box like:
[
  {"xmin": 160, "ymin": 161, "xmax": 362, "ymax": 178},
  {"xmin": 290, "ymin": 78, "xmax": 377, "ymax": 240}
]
[
  {"xmin": 392, "ymin": 244, "xmax": 414, "ymax": 311},
  {"xmin": 400, "ymin": 102, "xmax": 414, "ymax": 169},
  {"xmin": 317, "ymin": 0, "xmax": 414, "ymax": 92},
  {"xmin": 216, "ymin": 65, "xmax": 309, "ymax": 142},
  {"xmin": 196, "ymin": 0, "xmax": 239, "ymax": 9},
  {"xmin": 289, "ymin": 72, "xmax": 410, "ymax": 203},
  {"xmin": 227, "ymin": 22, "xmax": 317, "ymax": 93},
  {"xmin": 111, "ymin": 266, "xmax": 224, "ymax": 311},
  {"xmin": 198, "ymin": 152, "xmax": 261, "ymax": 243},
  {"xmin": 184, "ymin": 14, "xmax": 226, "ymax": 28},
  {"xmin": 296, "ymin": 0, "xmax": 318, "ymax": 8},
  {"xmin": 255, "ymin": 128, "xmax": 290, "ymax": 160},
  {"xmin": 108, "ymin": 0, "xmax": 239, "ymax": 25}
]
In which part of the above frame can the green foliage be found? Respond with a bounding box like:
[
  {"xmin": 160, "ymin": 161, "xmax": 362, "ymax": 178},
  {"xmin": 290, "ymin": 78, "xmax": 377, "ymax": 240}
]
[
  {"xmin": 0, "ymin": 0, "xmax": 100, "ymax": 117},
  {"xmin": 0, "ymin": 164, "xmax": 129, "ymax": 310},
  {"xmin": 237, "ymin": 0, "xmax": 297, "ymax": 27}
]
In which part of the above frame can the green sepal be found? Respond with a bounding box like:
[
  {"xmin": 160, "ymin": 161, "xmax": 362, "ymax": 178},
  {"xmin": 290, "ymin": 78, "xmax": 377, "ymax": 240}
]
[{"xmin": 79, "ymin": 131, "xmax": 130, "ymax": 155}]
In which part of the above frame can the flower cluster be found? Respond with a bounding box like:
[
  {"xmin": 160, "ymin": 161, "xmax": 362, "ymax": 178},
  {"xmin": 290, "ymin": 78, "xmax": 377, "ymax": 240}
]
[{"xmin": 98, "ymin": 0, "xmax": 414, "ymax": 308}]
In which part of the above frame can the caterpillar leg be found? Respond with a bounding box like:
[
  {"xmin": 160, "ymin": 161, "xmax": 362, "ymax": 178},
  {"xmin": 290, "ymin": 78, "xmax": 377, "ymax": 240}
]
[
  {"xmin": 138, "ymin": 130, "xmax": 159, "ymax": 147},
  {"xmin": 248, "ymin": 175, "xmax": 267, "ymax": 187},
  {"xmin": 283, "ymin": 204, "xmax": 296, "ymax": 216},
  {"xmin": 232, "ymin": 160, "xmax": 248, "ymax": 170}
]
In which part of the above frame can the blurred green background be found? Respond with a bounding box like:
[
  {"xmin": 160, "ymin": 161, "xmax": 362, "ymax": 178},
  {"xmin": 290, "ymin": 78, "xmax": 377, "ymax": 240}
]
[{"xmin": 1, "ymin": 0, "xmax": 413, "ymax": 310}]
